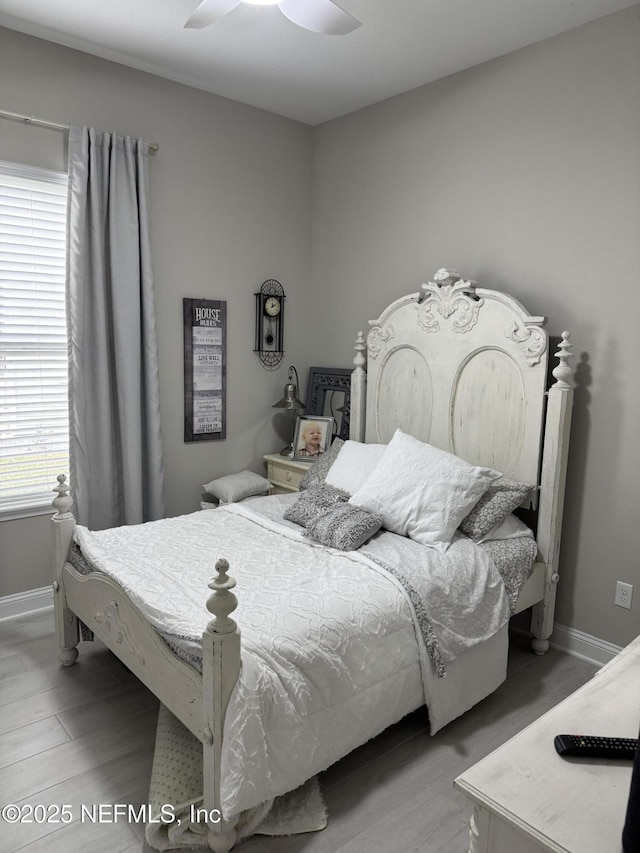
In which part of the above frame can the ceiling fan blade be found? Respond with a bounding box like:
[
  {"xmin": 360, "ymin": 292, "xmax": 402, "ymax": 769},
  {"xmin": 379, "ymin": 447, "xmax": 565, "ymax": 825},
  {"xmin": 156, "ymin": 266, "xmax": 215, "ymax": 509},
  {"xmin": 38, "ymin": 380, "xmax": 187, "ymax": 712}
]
[
  {"xmin": 184, "ymin": 0, "xmax": 242, "ymax": 29},
  {"xmin": 278, "ymin": 0, "xmax": 362, "ymax": 35}
]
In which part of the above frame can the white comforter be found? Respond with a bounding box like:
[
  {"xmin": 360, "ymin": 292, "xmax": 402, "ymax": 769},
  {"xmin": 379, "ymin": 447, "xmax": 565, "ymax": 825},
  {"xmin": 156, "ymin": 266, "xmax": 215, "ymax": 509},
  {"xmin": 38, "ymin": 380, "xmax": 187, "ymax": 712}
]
[{"xmin": 73, "ymin": 495, "xmax": 511, "ymax": 818}]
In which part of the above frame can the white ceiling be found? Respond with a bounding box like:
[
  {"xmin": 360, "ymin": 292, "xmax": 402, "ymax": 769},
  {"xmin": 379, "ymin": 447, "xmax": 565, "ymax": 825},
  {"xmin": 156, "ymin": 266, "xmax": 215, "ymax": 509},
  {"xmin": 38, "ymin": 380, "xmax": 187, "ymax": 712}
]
[{"xmin": 0, "ymin": 0, "xmax": 636, "ymax": 125}]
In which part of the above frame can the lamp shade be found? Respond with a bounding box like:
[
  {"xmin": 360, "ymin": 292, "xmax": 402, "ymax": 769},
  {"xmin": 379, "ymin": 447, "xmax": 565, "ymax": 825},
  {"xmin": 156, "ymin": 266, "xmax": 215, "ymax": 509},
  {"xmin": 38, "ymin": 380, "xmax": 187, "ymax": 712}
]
[{"xmin": 273, "ymin": 366, "xmax": 305, "ymax": 410}]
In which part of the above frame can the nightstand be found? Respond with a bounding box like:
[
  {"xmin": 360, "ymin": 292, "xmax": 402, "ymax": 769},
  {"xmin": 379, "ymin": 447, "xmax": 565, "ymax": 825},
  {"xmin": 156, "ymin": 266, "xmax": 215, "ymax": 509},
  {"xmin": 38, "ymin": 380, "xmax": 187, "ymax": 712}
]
[{"xmin": 263, "ymin": 453, "xmax": 312, "ymax": 494}]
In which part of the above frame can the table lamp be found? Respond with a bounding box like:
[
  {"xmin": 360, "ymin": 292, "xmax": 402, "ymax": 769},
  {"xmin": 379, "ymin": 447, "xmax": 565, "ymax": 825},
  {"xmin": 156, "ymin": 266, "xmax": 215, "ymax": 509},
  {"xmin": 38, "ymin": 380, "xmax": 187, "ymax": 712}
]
[{"xmin": 272, "ymin": 365, "xmax": 305, "ymax": 455}]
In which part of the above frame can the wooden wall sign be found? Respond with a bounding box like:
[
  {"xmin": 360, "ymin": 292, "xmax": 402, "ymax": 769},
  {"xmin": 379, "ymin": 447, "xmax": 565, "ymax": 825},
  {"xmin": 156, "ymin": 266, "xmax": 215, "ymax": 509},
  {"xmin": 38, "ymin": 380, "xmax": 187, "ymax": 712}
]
[{"xmin": 183, "ymin": 298, "xmax": 227, "ymax": 442}]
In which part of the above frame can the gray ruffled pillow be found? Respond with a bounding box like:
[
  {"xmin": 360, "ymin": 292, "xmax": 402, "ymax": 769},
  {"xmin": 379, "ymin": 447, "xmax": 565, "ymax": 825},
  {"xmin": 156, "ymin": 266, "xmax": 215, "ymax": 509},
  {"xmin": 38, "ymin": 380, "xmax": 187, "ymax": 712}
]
[
  {"xmin": 305, "ymin": 503, "xmax": 383, "ymax": 551},
  {"xmin": 459, "ymin": 478, "xmax": 534, "ymax": 541},
  {"xmin": 283, "ymin": 483, "xmax": 349, "ymax": 528},
  {"xmin": 299, "ymin": 437, "xmax": 345, "ymax": 491}
]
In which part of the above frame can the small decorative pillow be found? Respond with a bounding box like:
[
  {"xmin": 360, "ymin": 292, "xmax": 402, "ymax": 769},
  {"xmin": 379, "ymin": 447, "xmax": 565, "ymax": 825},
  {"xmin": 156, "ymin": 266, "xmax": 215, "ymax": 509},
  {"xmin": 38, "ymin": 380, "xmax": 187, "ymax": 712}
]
[
  {"xmin": 202, "ymin": 470, "xmax": 272, "ymax": 504},
  {"xmin": 459, "ymin": 478, "xmax": 534, "ymax": 542},
  {"xmin": 283, "ymin": 483, "xmax": 350, "ymax": 528},
  {"xmin": 476, "ymin": 512, "xmax": 533, "ymax": 543},
  {"xmin": 305, "ymin": 503, "xmax": 383, "ymax": 551},
  {"xmin": 324, "ymin": 440, "xmax": 387, "ymax": 494},
  {"xmin": 299, "ymin": 437, "xmax": 345, "ymax": 490},
  {"xmin": 348, "ymin": 429, "xmax": 501, "ymax": 553}
]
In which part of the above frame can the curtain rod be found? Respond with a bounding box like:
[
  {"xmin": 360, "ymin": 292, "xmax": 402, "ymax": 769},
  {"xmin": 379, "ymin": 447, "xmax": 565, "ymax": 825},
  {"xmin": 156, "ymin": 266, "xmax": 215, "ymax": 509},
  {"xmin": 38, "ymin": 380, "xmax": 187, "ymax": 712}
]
[{"xmin": 0, "ymin": 108, "xmax": 159, "ymax": 154}]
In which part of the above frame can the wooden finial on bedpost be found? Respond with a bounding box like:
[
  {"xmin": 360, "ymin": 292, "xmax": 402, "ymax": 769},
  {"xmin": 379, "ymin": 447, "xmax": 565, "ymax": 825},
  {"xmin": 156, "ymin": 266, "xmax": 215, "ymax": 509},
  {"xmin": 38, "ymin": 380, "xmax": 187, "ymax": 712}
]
[
  {"xmin": 206, "ymin": 559, "xmax": 238, "ymax": 634},
  {"xmin": 550, "ymin": 331, "xmax": 573, "ymax": 389},
  {"xmin": 52, "ymin": 473, "xmax": 73, "ymax": 518},
  {"xmin": 530, "ymin": 331, "xmax": 574, "ymax": 655},
  {"xmin": 353, "ymin": 330, "xmax": 366, "ymax": 373},
  {"xmin": 350, "ymin": 331, "xmax": 367, "ymax": 442}
]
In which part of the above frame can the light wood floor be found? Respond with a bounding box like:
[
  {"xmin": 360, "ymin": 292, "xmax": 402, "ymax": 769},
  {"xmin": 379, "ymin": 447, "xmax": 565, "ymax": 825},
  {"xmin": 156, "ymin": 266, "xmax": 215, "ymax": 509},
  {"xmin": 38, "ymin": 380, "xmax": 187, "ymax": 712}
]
[{"xmin": 0, "ymin": 610, "xmax": 599, "ymax": 853}]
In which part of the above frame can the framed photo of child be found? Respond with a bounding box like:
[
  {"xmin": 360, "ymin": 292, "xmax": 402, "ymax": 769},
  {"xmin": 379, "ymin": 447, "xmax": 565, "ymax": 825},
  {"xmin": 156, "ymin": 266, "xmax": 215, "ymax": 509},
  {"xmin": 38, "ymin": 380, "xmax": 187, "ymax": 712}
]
[{"xmin": 292, "ymin": 416, "xmax": 334, "ymax": 462}]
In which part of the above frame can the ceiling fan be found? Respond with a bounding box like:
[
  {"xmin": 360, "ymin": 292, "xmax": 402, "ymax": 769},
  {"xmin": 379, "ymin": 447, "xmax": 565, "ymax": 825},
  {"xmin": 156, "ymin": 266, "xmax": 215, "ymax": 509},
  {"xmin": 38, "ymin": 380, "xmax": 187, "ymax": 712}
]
[{"xmin": 184, "ymin": 0, "xmax": 362, "ymax": 35}]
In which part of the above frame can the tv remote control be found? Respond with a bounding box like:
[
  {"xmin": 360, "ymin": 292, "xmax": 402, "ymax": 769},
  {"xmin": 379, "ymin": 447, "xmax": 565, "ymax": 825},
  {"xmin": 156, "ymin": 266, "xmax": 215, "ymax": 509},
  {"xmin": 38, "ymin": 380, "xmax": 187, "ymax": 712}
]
[{"xmin": 554, "ymin": 734, "xmax": 638, "ymax": 760}]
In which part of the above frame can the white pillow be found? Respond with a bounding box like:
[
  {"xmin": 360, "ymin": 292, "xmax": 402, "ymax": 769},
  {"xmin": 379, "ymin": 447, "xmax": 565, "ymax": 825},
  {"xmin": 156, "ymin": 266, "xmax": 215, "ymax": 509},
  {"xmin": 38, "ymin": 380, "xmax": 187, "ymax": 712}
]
[
  {"xmin": 477, "ymin": 513, "xmax": 533, "ymax": 543},
  {"xmin": 348, "ymin": 429, "xmax": 501, "ymax": 553},
  {"xmin": 202, "ymin": 470, "xmax": 271, "ymax": 504},
  {"xmin": 324, "ymin": 440, "xmax": 387, "ymax": 494}
]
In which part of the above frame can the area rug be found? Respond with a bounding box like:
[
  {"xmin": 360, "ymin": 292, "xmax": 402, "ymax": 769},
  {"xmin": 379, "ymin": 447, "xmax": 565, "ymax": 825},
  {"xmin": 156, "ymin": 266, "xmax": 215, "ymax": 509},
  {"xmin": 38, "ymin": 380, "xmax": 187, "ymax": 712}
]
[{"xmin": 145, "ymin": 704, "xmax": 327, "ymax": 851}]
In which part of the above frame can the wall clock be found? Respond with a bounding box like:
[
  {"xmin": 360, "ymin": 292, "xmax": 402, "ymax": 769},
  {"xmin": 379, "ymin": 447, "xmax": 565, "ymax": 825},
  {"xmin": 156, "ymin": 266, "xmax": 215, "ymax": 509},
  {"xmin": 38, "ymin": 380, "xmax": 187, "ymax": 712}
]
[{"xmin": 254, "ymin": 279, "xmax": 285, "ymax": 367}]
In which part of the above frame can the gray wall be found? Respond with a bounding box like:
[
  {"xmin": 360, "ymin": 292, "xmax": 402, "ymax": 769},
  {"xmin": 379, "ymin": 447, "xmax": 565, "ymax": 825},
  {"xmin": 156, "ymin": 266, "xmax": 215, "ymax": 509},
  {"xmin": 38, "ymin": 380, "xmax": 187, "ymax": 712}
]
[
  {"xmin": 309, "ymin": 6, "xmax": 640, "ymax": 647},
  {"xmin": 0, "ymin": 27, "xmax": 313, "ymax": 597},
  {"xmin": 2, "ymin": 8, "xmax": 640, "ymax": 650}
]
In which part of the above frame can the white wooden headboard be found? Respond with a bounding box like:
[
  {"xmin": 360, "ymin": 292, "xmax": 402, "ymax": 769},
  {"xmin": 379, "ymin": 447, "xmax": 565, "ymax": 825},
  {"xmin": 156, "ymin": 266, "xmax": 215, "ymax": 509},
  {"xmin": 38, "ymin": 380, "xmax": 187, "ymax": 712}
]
[
  {"xmin": 351, "ymin": 270, "xmax": 550, "ymax": 486},
  {"xmin": 349, "ymin": 268, "xmax": 574, "ymax": 653}
]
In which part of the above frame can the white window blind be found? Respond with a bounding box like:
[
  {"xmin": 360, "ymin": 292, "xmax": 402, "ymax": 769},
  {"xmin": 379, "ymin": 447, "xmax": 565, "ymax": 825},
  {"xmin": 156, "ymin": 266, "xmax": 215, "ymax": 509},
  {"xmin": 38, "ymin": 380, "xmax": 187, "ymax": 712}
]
[{"xmin": 0, "ymin": 160, "xmax": 69, "ymax": 514}]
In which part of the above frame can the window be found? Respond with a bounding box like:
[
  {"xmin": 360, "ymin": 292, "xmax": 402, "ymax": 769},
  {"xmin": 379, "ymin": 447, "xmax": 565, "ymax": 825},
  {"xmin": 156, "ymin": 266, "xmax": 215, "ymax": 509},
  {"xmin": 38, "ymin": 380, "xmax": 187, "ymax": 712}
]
[{"xmin": 0, "ymin": 160, "xmax": 68, "ymax": 516}]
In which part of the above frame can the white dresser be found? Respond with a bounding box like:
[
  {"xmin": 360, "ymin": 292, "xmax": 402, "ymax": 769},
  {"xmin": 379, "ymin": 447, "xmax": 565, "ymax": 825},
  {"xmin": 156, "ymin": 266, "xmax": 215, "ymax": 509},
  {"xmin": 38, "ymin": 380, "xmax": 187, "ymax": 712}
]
[{"xmin": 455, "ymin": 636, "xmax": 640, "ymax": 853}]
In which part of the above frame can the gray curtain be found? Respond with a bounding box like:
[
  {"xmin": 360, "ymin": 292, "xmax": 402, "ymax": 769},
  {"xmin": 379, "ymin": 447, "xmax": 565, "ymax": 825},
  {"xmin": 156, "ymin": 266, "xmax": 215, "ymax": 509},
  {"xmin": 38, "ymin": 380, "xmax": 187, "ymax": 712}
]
[{"xmin": 66, "ymin": 125, "xmax": 165, "ymax": 529}]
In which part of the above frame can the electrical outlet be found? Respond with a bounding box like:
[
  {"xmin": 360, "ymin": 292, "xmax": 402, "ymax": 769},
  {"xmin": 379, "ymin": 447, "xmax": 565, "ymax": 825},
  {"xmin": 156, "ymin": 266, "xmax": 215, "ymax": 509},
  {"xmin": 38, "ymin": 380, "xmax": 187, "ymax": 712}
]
[{"xmin": 615, "ymin": 581, "xmax": 633, "ymax": 610}]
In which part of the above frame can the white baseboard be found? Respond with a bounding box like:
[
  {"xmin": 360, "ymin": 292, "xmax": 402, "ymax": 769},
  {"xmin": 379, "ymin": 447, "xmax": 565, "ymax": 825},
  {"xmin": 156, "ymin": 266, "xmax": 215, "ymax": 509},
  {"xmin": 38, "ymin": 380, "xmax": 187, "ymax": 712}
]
[
  {"xmin": 548, "ymin": 623, "xmax": 623, "ymax": 668},
  {"xmin": 0, "ymin": 586, "xmax": 53, "ymax": 622},
  {"xmin": 512, "ymin": 620, "xmax": 623, "ymax": 667}
]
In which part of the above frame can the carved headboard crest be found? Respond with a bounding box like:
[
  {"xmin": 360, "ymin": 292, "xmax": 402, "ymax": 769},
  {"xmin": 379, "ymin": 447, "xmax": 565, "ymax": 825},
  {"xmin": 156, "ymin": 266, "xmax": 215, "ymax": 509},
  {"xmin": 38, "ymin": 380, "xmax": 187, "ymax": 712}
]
[{"xmin": 416, "ymin": 268, "xmax": 482, "ymax": 334}]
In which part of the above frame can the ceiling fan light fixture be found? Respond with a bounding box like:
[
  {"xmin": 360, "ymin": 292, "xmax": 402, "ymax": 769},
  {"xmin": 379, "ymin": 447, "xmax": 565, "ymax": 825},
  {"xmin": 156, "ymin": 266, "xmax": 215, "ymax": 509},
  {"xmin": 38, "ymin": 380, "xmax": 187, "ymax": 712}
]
[{"xmin": 185, "ymin": 0, "xmax": 361, "ymax": 34}]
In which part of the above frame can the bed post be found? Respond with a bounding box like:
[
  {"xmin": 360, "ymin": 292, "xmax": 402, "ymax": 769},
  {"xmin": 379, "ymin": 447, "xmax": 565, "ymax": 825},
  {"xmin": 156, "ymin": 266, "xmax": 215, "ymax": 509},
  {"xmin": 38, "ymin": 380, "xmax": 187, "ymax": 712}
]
[
  {"xmin": 530, "ymin": 332, "xmax": 574, "ymax": 655},
  {"xmin": 350, "ymin": 331, "xmax": 367, "ymax": 441},
  {"xmin": 51, "ymin": 474, "xmax": 79, "ymax": 666},
  {"xmin": 202, "ymin": 558, "xmax": 241, "ymax": 853}
]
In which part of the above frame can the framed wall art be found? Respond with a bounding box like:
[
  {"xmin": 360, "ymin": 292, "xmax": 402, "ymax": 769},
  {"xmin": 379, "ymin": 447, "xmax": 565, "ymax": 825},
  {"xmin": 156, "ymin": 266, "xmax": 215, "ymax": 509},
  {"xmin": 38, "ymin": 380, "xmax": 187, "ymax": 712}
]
[
  {"xmin": 305, "ymin": 367, "xmax": 352, "ymax": 441},
  {"xmin": 183, "ymin": 298, "xmax": 227, "ymax": 442},
  {"xmin": 292, "ymin": 415, "xmax": 334, "ymax": 462}
]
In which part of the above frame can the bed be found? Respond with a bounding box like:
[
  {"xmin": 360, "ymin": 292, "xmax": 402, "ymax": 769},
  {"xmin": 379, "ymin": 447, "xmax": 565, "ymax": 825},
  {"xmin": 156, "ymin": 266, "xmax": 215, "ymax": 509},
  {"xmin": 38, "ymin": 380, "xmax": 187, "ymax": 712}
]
[{"xmin": 51, "ymin": 268, "xmax": 574, "ymax": 853}]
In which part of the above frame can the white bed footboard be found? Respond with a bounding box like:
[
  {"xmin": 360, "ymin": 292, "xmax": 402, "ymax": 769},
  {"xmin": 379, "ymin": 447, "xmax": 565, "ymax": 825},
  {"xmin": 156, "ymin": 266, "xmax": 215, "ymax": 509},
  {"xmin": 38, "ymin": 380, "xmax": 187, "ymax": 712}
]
[{"xmin": 51, "ymin": 477, "xmax": 242, "ymax": 852}]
